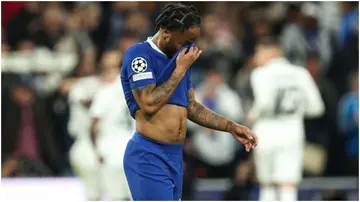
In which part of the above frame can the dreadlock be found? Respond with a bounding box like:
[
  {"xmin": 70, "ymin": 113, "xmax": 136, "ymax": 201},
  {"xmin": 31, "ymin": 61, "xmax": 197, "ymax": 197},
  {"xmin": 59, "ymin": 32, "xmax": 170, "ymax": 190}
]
[{"xmin": 155, "ymin": 3, "xmax": 201, "ymax": 32}]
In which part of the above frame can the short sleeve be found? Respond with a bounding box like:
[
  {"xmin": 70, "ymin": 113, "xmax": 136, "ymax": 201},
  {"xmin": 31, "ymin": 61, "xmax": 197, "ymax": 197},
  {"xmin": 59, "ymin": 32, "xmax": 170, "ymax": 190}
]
[
  {"xmin": 124, "ymin": 50, "xmax": 156, "ymax": 89},
  {"xmin": 89, "ymin": 87, "xmax": 112, "ymax": 119}
]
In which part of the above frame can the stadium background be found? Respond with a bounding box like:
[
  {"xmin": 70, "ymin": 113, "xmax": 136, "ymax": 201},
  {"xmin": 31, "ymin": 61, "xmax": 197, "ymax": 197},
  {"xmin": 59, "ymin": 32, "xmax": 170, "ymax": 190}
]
[{"xmin": 1, "ymin": 1, "xmax": 358, "ymax": 201}]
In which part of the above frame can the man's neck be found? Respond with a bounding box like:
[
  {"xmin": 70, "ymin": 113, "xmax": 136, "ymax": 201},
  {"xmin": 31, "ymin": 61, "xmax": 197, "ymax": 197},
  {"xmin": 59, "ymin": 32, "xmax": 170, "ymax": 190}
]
[
  {"xmin": 265, "ymin": 54, "xmax": 285, "ymax": 65},
  {"xmin": 152, "ymin": 32, "xmax": 166, "ymax": 53}
]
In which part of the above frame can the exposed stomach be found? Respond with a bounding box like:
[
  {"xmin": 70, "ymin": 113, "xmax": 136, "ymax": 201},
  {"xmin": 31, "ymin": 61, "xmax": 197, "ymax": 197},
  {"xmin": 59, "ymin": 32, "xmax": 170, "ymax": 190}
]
[{"xmin": 134, "ymin": 104, "xmax": 188, "ymax": 144}]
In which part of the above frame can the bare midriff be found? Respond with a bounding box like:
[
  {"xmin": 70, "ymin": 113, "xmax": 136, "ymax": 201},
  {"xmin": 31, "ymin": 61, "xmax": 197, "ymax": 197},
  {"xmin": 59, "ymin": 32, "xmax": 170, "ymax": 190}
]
[{"xmin": 135, "ymin": 104, "xmax": 187, "ymax": 144}]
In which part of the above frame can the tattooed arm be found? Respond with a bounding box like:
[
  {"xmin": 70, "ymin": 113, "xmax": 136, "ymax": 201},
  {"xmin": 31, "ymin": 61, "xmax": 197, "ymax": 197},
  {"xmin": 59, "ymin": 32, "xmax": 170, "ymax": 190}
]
[
  {"xmin": 187, "ymin": 88, "xmax": 258, "ymax": 151},
  {"xmin": 187, "ymin": 88, "xmax": 234, "ymax": 132},
  {"xmin": 131, "ymin": 47, "xmax": 203, "ymax": 116},
  {"xmin": 132, "ymin": 70, "xmax": 185, "ymax": 116}
]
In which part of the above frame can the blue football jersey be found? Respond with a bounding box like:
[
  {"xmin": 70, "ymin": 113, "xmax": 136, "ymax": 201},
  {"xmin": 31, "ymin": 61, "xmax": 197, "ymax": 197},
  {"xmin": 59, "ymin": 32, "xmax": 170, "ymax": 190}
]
[{"xmin": 121, "ymin": 38, "xmax": 193, "ymax": 118}]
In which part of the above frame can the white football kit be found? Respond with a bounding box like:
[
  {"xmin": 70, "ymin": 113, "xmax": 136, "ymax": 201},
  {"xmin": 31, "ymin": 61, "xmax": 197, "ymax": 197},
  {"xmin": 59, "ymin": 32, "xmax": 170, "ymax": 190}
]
[
  {"xmin": 249, "ymin": 58, "xmax": 324, "ymax": 184},
  {"xmin": 68, "ymin": 76, "xmax": 103, "ymax": 199},
  {"xmin": 68, "ymin": 77, "xmax": 133, "ymax": 200},
  {"xmin": 88, "ymin": 78, "xmax": 134, "ymax": 200}
]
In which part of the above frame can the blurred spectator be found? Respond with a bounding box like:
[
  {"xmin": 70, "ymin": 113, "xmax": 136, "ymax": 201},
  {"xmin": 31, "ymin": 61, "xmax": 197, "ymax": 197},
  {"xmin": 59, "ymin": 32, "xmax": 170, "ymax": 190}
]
[
  {"xmin": 17, "ymin": 40, "xmax": 35, "ymax": 53},
  {"xmin": 281, "ymin": 2, "xmax": 332, "ymax": 68},
  {"xmin": 113, "ymin": 1, "xmax": 139, "ymax": 14},
  {"xmin": 233, "ymin": 58, "xmax": 255, "ymax": 116},
  {"xmin": 337, "ymin": 2, "xmax": 358, "ymax": 49},
  {"xmin": 197, "ymin": 13, "xmax": 243, "ymax": 81},
  {"xmin": 31, "ymin": 4, "xmax": 65, "ymax": 50},
  {"xmin": 56, "ymin": 3, "xmax": 99, "ymax": 54},
  {"xmin": 1, "ymin": 77, "xmax": 63, "ymax": 175},
  {"xmin": 338, "ymin": 70, "xmax": 359, "ymax": 176},
  {"xmin": 75, "ymin": 50, "xmax": 97, "ymax": 77},
  {"xmin": 125, "ymin": 12, "xmax": 151, "ymax": 39},
  {"xmin": 242, "ymin": 19, "xmax": 271, "ymax": 57},
  {"xmin": 67, "ymin": 53, "xmax": 110, "ymax": 200},
  {"xmin": 105, "ymin": 2, "xmax": 140, "ymax": 50},
  {"xmin": 5, "ymin": 2, "xmax": 40, "ymax": 49},
  {"xmin": 117, "ymin": 30, "xmax": 142, "ymax": 54},
  {"xmin": 183, "ymin": 68, "xmax": 243, "ymax": 199},
  {"xmin": 56, "ymin": 3, "xmax": 102, "ymax": 77},
  {"xmin": 223, "ymin": 157, "xmax": 255, "ymax": 200},
  {"xmin": 2, "ymin": 156, "xmax": 52, "ymax": 177},
  {"xmin": 2, "ymin": 42, "xmax": 10, "ymax": 54},
  {"xmin": 199, "ymin": 13, "xmax": 242, "ymax": 54},
  {"xmin": 81, "ymin": 2, "xmax": 102, "ymax": 31},
  {"xmin": 303, "ymin": 52, "xmax": 339, "ymax": 176},
  {"xmin": 190, "ymin": 68, "xmax": 243, "ymax": 166},
  {"xmin": 317, "ymin": 2, "xmax": 341, "ymax": 34},
  {"xmin": 327, "ymin": 27, "xmax": 358, "ymax": 97}
]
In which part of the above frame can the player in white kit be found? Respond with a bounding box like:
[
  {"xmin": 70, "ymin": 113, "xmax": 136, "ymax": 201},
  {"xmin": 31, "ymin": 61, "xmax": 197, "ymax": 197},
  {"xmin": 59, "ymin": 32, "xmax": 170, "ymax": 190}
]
[
  {"xmin": 68, "ymin": 76, "xmax": 103, "ymax": 200},
  {"xmin": 88, "ymin": 51, "xmax": 133, "ymax": 200},
  {"xmin": 248, "ymin": 38, "xmax": 325, "ymax": 201},
  {"xmin": 69, "ymin": 51, "xmax": 132, "ymax": 200}
]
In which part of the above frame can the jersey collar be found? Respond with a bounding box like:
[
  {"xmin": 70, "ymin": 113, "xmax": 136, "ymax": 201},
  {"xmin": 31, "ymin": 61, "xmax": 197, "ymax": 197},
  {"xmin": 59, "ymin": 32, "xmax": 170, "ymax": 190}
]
[
  {"xmin": 146, "ymin": 37, "xmax": 167, "ymax": 56},
  {"xmin": 266, "ymin": 57, "xmax": 288, "ymax": 66}
]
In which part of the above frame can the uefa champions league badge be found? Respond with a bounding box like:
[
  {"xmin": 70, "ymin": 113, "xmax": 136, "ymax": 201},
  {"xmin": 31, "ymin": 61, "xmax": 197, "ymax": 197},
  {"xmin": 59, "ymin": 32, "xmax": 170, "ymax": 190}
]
[{"xmin": 131, "ymin": 57, "xmax": 148, "ymax": 73}]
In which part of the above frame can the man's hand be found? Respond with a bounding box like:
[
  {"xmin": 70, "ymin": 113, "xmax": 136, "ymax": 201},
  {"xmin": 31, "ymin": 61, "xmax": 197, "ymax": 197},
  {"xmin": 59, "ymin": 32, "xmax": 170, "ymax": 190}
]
[
  {"xmin": 98, "ymin": 156, "xmax": 104, "ymax": 164},
  {"xmin": 175, "ymin": 46, "xmax": 202, "ymax": 74},
  {"xmin": 228, "ymin": 124, "xmax": 258, "ymax": 152},
  {"xmin": 187, "ymin": 88, "xmax": 258, "ymax": 151},
  {"xmin": 59, "ymin": 78, "xmax": 78, "ymax": 95},
  {"xmin": 132, "ymin": 46, "xmax": 202, "ymax": 116},
  {"xmin": 80, "ymin": 99, "xmax": 92, "ymax": 109}
]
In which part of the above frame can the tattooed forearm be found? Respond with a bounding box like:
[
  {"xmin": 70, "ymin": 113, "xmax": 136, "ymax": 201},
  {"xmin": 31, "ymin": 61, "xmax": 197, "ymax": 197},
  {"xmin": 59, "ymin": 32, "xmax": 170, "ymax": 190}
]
[
  {"xmin": 188, "ymin": 102, "xmax": 234, "ymax": 132},
  {"xmin": 187, "ymin": 88, "xmax": 235, "ymax": 132},
  {"xmin": 133, "ymin": 71, "xmax": 184, "ymax": 115},
  {"xmin": 152, "ymin": 72, "xmax": 181, "ymax": 105}
]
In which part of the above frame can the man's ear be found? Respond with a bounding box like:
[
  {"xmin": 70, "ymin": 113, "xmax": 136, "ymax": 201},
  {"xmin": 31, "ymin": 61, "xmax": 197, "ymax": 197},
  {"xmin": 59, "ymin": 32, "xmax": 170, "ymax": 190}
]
[{"xmin": 161, "ymin": 28, "xmax": 172, "ymax": 42}]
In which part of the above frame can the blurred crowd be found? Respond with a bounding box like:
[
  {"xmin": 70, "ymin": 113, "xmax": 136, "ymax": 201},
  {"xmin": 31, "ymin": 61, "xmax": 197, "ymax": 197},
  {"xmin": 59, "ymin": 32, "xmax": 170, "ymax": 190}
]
[{"xmin": 1, "ymin": 1, "xmax": 358, "ymax": 200}]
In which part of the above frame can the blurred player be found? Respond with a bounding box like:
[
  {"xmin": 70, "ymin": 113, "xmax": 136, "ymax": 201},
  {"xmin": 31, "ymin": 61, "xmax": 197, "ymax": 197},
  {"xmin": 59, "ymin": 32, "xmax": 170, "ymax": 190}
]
[
  {"xmin": 69, "ymin": 51, "xmax": 132, "ymax": 200},
  {"xmin": 248, "ymin": 37, "xmax": 325, "ymax": 201},
  {"xmin": 88, "ymin": 50, "xmax": 133, "ymax": 200},
  {"xmin": 68, "ymin": 74, "xmax": 102, "ymax": 200},
  {"xmin": 120, "ymin": 3, "xmax": 257, "ymax": 201}
]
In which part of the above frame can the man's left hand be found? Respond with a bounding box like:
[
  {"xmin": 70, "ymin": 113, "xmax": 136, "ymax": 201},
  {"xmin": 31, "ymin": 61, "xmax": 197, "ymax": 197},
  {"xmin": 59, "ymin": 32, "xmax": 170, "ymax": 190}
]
[
  {"xmin": 229, "ymin": 124, "xmax": 258, "ymax": 152},
  {"xmin": 98, "ymin": 156, "xmax": 104, "ymax": 164}
]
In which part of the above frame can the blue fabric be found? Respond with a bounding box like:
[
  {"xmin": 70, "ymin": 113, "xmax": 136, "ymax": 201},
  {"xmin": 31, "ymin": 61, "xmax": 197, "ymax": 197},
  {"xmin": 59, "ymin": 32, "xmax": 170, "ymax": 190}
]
[
  {"xmin": 121, "ymin": 41, "xmax": 194, "ymax": 118},
  {"xmin": 203, "ymin": 97, "xmax": 217, "ymax": 112},
  {"xmin": 338, "ymin": 93, "xmax": 359, "ymax": 158},
  {"xmin": 123, "ymin": 132, "xmax": 183, "ymax": 200},
  {"xmin": 304, "ymin": 28, "xmax": 319, "ymax": 51},
  {"xmin": 337, "ymin": 9, "xmax": 359, "ymax": 49}
]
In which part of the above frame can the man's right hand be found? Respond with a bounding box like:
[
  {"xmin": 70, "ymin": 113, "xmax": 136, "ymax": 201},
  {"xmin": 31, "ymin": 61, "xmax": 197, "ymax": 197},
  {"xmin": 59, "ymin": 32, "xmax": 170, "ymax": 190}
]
[{"xmin": 176, "ymin": 46, "xmax": 202, "ymax": 73}]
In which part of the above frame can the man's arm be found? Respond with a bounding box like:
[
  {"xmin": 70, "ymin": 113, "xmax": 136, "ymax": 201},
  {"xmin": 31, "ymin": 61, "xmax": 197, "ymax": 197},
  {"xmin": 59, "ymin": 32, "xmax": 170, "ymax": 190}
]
[
  {"xmin": 132, "ymin": 46, "xmax": 202, "ymax": 116},
  {"xmin": 89, "ymin": 117, "xmax": 104, "ymax": 163},
  {"xmin": 187, "ymin": 88, "xmax": 234, "ymax": 132},
  {"xmin": 132, "ymin": 70, "xmax": 185, "ymax": 116},
  {"xmin": 89, "ymin": 117, "xmax": 100, "ymax": 149},
  {"xmin": 302, "ymin": 69, "xmax": 325, "ymax": 118},
  {"xmin": 247, "ymin": 69, "xmax": 272, "ymax": 124},
  {"xmin": 187, "ymin": 88, "xmax": 258, "ymax": 151},
  {"xmin": 88, "ymin": 88, "xmax": 112, "ymax": 162}
]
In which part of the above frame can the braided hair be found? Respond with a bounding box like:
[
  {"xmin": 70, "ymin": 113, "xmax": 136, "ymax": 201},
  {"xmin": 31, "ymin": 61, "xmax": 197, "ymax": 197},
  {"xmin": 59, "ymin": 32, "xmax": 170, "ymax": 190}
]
[{"xmin": 155, "ymin": 3, "xmax": 201, "ymax": 32}]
